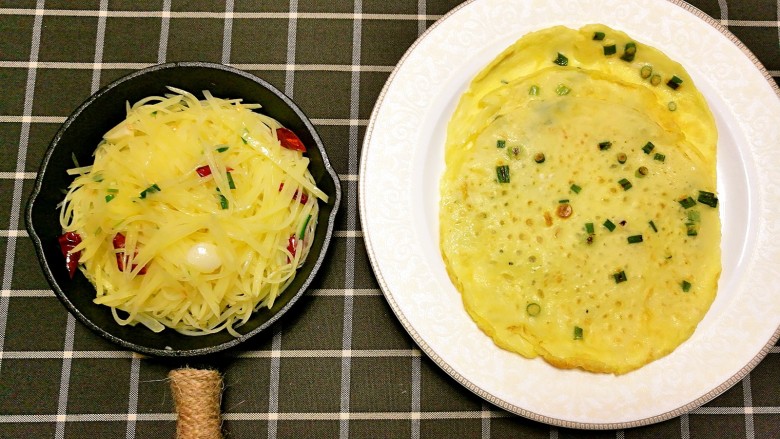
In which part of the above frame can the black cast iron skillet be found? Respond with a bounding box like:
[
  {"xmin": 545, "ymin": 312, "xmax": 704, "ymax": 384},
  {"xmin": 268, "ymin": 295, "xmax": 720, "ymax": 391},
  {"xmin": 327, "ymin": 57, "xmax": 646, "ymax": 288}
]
[{"xmin": 26, "ymin": 62, "xmax": 341, "ymax": 357}]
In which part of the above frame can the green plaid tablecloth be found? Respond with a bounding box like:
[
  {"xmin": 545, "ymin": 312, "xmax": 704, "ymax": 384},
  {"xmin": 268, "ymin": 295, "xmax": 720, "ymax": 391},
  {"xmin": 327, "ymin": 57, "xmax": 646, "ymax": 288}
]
[{"xmin": 1, "ymin": 1, "xmax": 778, "ymax": 438}]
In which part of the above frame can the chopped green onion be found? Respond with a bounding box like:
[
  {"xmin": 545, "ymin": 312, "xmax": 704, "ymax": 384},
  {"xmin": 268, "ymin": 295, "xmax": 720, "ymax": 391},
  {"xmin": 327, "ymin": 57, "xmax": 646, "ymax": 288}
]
[
  {"xmin": 649, "ymin": 220, "xmax": 658, "ymax": 232},
  {"xmin": 654, "ymin": 153, "xmax": 666, "ymax": 162},
  {"xmin": 507, "ymin": 146, "xmax": 522, "ymax": 160},
  {"xmin": 618, "ymin": 178, "xmax": 632, "ymax": 191},
  {"xmin": 559, "ymin": 199, "xmax": 570, "ymax": 204},
  {"xmin": 636, "ymin": 166, "xmax": 649, "ymax": 178},
  {"xmin": 216, "ymin": 145, "xmax": 229, "ymax": 153},
  {"xmin": 240, "ymin": 130, "xmax": 249, "ymax": 144},
  {"xmin": 526, "ymin": 303, "xmax": 541, "ymax": 317},
  {"xmin": 500, "ymin": 79, "xmax": 508, "ymax": 84},
  {"xmin": 92, "ymin": 173, "xmax": 104, "ymax": 182},
  {"xmin": 668, "ymin": 101, "xmax": 677, "ymax": 111},
  {"xmin": 555, "ymin": 84, "xmax": 571, "ymax": 95},
  {"xmin": 107, "ymin": 188, "xmax": 119, "ymax": 193},
  {"xmin": 687, "ymin": 210, "xmax": 701, "ymax": 223},
  {"xmin": 697, "ymin": 191, "xmax": 718, "ymax": 208},
  {"xmin": 598, "ymin": 141, "xmax": 612, "ymax": 150},
  {"xmin": 218, "ymin": 193, "xmax": 229, "ymax": 209},
  {"xmin": 139, "ymin": 183, "xmax": 161, "ymax": 199},
  {"xmin": 642, "ymin": 141, "xmax": 655, "ymax": 154},
  {"xmin": 627, "ymin": 234, "xmax": 643, "ymax": 244},
  {"xmin": 585, "ymin": 223, "xmax": 595, "ymax": 234},
  {"xmin": 529, "ymin": 85, "xmax": 540, "ymax": 96},
  {"xmin": 534, "ymin": 153, "xmax": 546, "ymax": 163},
  {"xmin": 603, "ymin": 44, "xmax": 617, "ymax": 56},
  {"xmin": 603, "ymin": 219, "xmax": 616, "ymax": 232},
  {"xmin": 620, "ymin": 42, "xmax": 637, "ymax": 62},
  {"xmin": 640, "ymin": 65, "xmax": 653, "ymax": 79},
  {"xmin": 573, "ymin": 326, "xmax": 584, "ymax": 340},
  {"xmin": 496, "ymin": 165, "xmax": 510, "ymax": 183},
  {"xmin": 617, "ymin": 153, "xmax": 627, "ymax": 164},
  {"xmin": 105, "ymin": 194, "xmax": 115, "ymax": 203},
  {"xmin": 613, "ymin": 270, "xmax": 627, "ymax": 283},
  {"xmin": 496, "ymin": 139, "xmax": 506, "ymax": 149},
  {"xmin": 226, "ymin": 171, "xmax": 236, "ymax": 189},
  {"xmin": 686, "ymin": 223, "xmax": 698, "ymax": 236},
  {"xmin": 553, "ymin": 52, "xmax": 569, "ymax": 66},
  {"xmin": 593, "ymin": 31, "xmax": 605, "ymax": 40},
  {"xmin": 650, "ymin": 74, "xmax": 662, "ymax": 86},
  {"xmin": 570, "ymin": 184, "xmax": 582, "ymax": 194},
  {"xmin": 298, "ymin": 214, "xmax": 312, "ymax": 239},
  {"xmin": 678, "ymin": 196, "xmax": 696, "ymax": 209},
  {"xmin": 667, "ymin": 75, "xmax": 683, "ymax": 90},
  {"xmin": 681, "ymin": 280, "xmax": 692, "ymax": 292}
]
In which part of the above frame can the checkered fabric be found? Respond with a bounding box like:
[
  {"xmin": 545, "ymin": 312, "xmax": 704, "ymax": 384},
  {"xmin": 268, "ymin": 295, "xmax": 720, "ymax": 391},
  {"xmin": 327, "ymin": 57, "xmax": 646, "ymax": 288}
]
[{"xmin": 0, "ymin": 1, "xmax": 778, "ymax": 438}]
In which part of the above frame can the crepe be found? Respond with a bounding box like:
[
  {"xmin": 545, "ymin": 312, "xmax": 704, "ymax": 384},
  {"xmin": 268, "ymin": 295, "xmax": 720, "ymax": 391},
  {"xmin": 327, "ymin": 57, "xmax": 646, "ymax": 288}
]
[{"xmin": 440, "ymin": 25, "xmax": 720, "ymax": 374}]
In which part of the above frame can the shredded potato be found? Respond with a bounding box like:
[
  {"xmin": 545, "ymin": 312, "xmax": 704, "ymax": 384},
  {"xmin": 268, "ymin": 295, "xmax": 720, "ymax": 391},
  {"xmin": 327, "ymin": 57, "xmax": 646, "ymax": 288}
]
[{"xmin": 59, "ymin": 88, "xmax": 326, "ymax": 336}]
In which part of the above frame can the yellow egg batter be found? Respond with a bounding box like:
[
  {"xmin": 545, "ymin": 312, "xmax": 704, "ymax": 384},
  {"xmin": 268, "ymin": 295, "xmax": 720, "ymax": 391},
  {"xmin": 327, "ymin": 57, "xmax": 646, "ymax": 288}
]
[{"xmin": 440, "ymin": 25, "xmax": 720, "ymax": 374}]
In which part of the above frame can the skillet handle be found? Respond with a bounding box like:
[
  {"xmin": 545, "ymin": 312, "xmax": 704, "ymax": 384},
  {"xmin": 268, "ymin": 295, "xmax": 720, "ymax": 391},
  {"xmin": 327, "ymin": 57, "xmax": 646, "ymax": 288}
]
[{"xmin": 169, "ymin": 368, "xmax": 224, "ymax": 439}]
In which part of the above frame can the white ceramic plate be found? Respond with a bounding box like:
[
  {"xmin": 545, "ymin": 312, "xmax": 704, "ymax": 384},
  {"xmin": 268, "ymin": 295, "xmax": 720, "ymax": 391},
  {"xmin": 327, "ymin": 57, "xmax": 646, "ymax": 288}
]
[{"xmin": 359, "ymin": 0, "xmax": 780, "ymax": 429}]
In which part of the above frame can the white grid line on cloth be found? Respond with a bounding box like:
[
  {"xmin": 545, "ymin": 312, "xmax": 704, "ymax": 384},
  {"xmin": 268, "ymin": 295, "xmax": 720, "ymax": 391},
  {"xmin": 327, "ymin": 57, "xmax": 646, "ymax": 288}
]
[
  {"xmin": 221, "ymin": 0, "xmax": 234, "ymax": 65},
  {"xmin": 267, "ymin": 327, "xmax": 282, "ymax": 439},
  {"xmin": 417, "ymin": 0, "xmax": 426, "ymax": 36},
  {"xmin": 126, "ymin": 355, "xmax": 140, "ymax": 439},
  {"xmin": 681, "ymin": 413, "xmax": 690, "ymax": 439},
  {"xmin": 0, "ymin": 115, "xmax": 371, "ymax": 125},
  {"xmin": 284, "ymin": 0, "xmax": 298, "ymax": 97},
  {"xmin": 0, "ymin": 172, "xmax": 338, "ymax": 181},
  {"xmin": 0, "ymin": 172, "xmax": 358, "ymax": 180},
  {"xmin": 718, "ymin": 0, "xmax": 729, "ymax": 22},
  {"xmin": 0, "ymin": 0, "xmax": 44, "ymax": 378},
  {"xmin": 56, "ymin": 4, "xmax": 110, "ymax": 437},
  {"xmin": 0, "ymin": 61, "xmax": 396, "ymax": 73},
  {"xmin": 335, "ymin": 230, "xmax": 363, "ymax": 238},
  {"xmin": 267, "ymin": 3, "xmax": 297, "ymax": 436},
  {"xmin": 54, "ymin": 315, "xmax": 76, "ymax": 439},
  {"xmin": 0, "ymin": 348, "xmax": 423, "ymax": 360},
  {"xmin": 5, "ymin": 7, "xmax": 780, "ymax": 26},
  {"xmin": 743, "ymin": 373, "xmax": 755, "ymax": 439},
  {"xmin": 0, "ymin": 9, "xmax": 446, "ymax": 21},
  {"xmin": 411, "ymin": 345, "xmax": 421, "ymax": 439},
  {"xmin": 157, "ymin": 0, "xmax": 171, "ymax": 64},
  {"xmin": 616, "ymin": 430, "xmax": 625, "ymax": 439},
  {"xmin": 0, "ymin": 230, "xmax": 29, "ymax": 237},
  {"xmin": 339, "ymin": 1, "xmax": 363, "ymax": 436},
  {"xmin": 550, "ymin": 426, "xmax": 558, "ymax": 439},
  {"xmin": 0, "ymin": 287, "xmax": 380, "ymax": 298},
  {"xmin": 1, "ymin": 406, "xmax": 779, "ymax": 424},
  {"xmin": 0, "ymin": 229, "xmax": 368, "ymax": 238},
  {"xmin": 481, "ymin": 402, "xmax": 491, "ymax": 438},
  {"xmin": 408, "ymin": 0, "xmax": 423, "ymax": 419},
  {"xmin": 90, "ymin": 0, "xmax": 108, "ymax": 93},
  {"xmin": 0, "ymin": 171, "xmax": 36, "ymax": 179}
]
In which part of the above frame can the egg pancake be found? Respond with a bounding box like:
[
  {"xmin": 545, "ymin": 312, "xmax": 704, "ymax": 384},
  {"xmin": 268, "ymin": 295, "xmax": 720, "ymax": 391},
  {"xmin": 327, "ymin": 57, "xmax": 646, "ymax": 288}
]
[{"xmin": 440, "ymin": 25, "xmax": 720, "ymax": 374}]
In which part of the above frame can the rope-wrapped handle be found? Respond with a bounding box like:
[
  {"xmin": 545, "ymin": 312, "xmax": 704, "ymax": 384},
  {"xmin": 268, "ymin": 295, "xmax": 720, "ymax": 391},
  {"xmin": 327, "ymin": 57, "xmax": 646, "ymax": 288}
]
[{"xmin": 169, "ymin": 368, "xmax": 224, "ymax": 439}]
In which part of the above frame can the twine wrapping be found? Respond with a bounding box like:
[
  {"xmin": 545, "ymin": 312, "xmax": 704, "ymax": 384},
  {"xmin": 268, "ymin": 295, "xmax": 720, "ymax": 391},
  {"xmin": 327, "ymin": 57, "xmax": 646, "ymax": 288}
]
[{"xmin": 169, "ymin": 368, "xmax": 224, "ymax": 439}]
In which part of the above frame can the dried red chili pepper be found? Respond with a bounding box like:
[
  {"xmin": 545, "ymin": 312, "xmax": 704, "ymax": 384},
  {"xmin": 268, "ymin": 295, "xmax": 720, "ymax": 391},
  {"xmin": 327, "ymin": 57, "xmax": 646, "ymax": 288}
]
[
  {"xmin": 276, "ymin": 127, "xmax": 306, "ymax": 152},
  {"xmin": 287, "ymin": 235, "xmax": 298, "ymax": 258},
  {"xmin": 278, "ymin": 183, "xmax": 309, "ymax": 204},
  {"xmin": 58, "ymin": 231, "xmax": 82, "ymax": 278},
  {"xmin": 196, "ymin": 165, "xmax": 233, "ymax": 178},
  {"xmin": 113, "ymin": 233, "xmax": 147, "ymax": 274}
]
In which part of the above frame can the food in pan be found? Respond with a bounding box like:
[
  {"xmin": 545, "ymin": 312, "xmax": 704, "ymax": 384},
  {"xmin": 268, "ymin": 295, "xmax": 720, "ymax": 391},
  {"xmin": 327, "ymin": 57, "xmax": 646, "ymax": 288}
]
[
  {"xmin": 440, "ymin": 25, "xmax": 720, "ymax": 374},
  {"xmin": 58, "ymin": 88, "xmax": 327, "ymax": 336}
]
